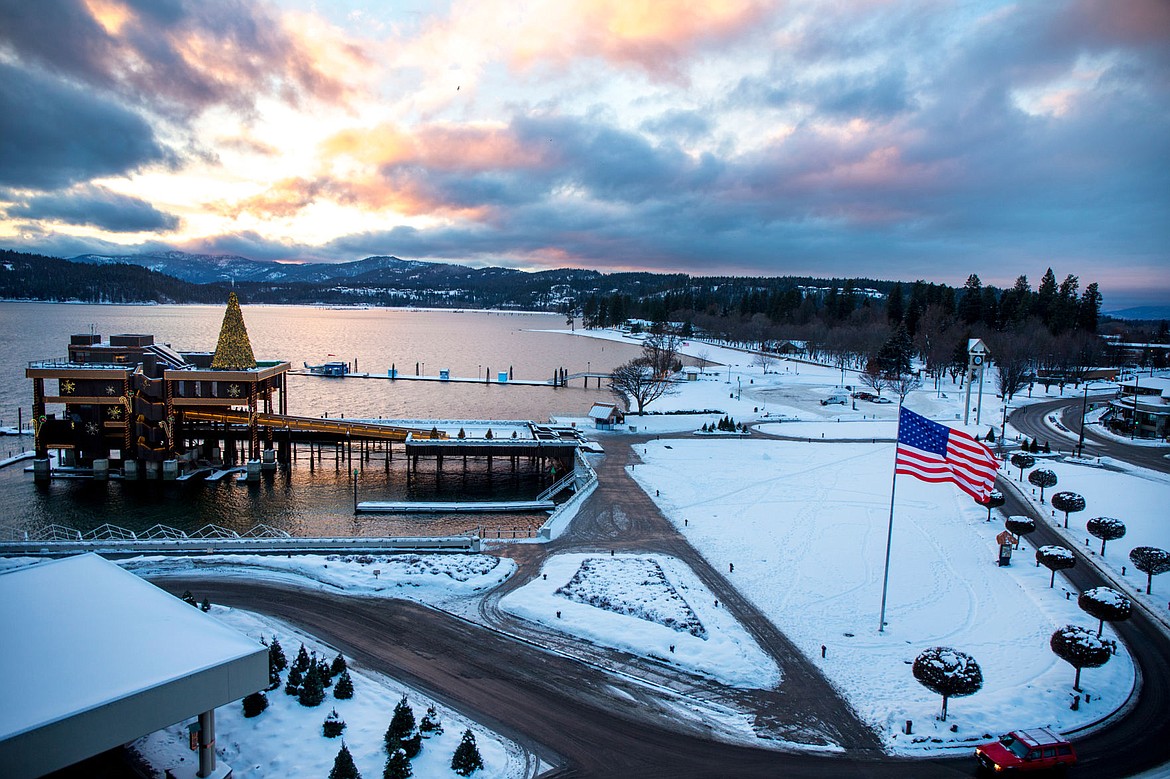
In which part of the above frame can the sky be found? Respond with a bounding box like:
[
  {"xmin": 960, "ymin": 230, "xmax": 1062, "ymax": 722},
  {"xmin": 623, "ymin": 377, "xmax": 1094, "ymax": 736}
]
[{"xmin": 0, "ymin": 0, "xmax": 1167, "ymax": 308}]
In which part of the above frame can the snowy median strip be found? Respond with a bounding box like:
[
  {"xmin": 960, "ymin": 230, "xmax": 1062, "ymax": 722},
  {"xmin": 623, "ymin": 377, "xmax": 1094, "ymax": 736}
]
[{"xmin": 499, "ymin": 552, "xmax": 780, "ymax": 689}]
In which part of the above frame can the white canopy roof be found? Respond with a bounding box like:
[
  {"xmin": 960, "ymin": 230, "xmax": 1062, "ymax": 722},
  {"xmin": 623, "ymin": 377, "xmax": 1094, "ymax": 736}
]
[{"xmin": 0, "ymin": 554, "xmax": 267, "ymax": 778}]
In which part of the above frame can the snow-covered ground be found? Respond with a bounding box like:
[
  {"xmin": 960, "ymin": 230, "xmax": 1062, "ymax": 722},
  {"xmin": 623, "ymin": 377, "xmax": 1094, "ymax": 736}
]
[
  {"xmin": 121, "ymin": 552, "xmax": 516, "ymax": 611},
  {"xmin": 626, "ymin": 438, "xmax": 1137, "ymax": 753},
  {"xmin": 499, "ymin": 552, "xmax": 780, "ymax": 689},
  {"xmin": 548, "ymin": 327, "xmax": 1005, "ymax": 439},
  {"xmin": 134, "ymin": 607, "xmax": 528, "ymax": 779}
]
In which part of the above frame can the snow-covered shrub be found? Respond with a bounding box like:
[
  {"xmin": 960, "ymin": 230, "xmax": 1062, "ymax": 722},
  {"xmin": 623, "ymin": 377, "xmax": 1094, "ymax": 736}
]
[
  {"xmin": 1086, "ymin": 516, "xmax": 1126, "ymax": 556},
  {"xmin": 323, "ymin": 708, "xmax": 346, "ymax": 738},
  {"xmin": 1078, "ymin": 587, "xmax": 1132, "ymax": 637},
  {"xmin": 1129, "ymin": 546, "xmax": 1170, "ymax": 594},
  {"xmin": 911, "ymin": 646, "xmax": 983, "ymax": 722},
  {"xmin": 1050, "ymin": 625, "xmax": 1114, "ymax": 691},
  {"xmin": 1028, "ymin": 469, "xmax": 1058, "ymax": 502},
  {"xmin": 1050, "ymin": 492, "xmax": 1086, "ymax": 528},
  {"xmin": 1036, "ymin": 545, "xmax": 1076, "ymax": 588},
  {"xmin": 419, "ymin": 705, "xmax": 443, "ymax": 737},
  {"xmin": 242, "ymin": 691, "xmax": 268, "ymax": 718}
]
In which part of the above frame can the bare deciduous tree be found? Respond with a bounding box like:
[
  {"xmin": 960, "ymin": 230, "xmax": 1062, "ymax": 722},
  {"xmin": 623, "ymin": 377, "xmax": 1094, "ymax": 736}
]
[{"xmin": 609, "ymin": 359, "xmax": 677, "ymax": 414}]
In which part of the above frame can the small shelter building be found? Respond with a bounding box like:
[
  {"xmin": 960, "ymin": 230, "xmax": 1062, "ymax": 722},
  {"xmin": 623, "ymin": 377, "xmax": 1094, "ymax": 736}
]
[{"xmin": 588, "ymin": 402, "xmax": 624, "ymax": 429}]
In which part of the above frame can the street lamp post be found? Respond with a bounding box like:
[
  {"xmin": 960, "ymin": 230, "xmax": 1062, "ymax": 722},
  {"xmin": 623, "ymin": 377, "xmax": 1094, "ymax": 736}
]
[
  {"xmin": 1077, "ymin": 383, "xmax": 1089, "ymax": 456},
  {"xmin": 1131, "ymin": 373, "xmax": 1140, "ymax": 440}
]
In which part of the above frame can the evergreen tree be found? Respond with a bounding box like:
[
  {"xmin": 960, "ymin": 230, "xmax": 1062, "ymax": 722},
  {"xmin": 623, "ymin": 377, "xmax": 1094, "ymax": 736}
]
[
  {"xmin": 317, "ymin": 657, "xmax": 334, "ymax": 687},
  {"xmin": 451, "ymin": 729, "xmax": 485, "ymax": 776},
  {"xmin": 267, "ymin": 651, "xmax": 282, "ymax": 690},
  {"xmin": 210, "ymin": 291, "xmax": 257, "ymax": 369},
  {"xmin": 242, "ymin": 691, "xmax": 268, "ymax": 718},
  {"xmin": 386, "ymin": 696, "xmax": 416, "ymax": 745},
  {"xmin": 200, "ymin": 597, "xmax": 211, "ymax": 612},
  {"xmin": 294, "ymin": 644, "xmax": 311, "ymax": 673},
  {"xmin": 285, "ymin": 664, "xmax": 303, "ymax": 696},
  {"xmin": 323, "ymin": 708, "xmax": 347, "ymax": 738},
  {"xmin": 1036, "ymin": 267, "xmax": 1058, "ymax": 325},
  {"xmin": 1078, "ymin": 282, "xmax": 1102, "ymax": 332},
  {"xmin": 419, "ymin": 706, "xmax": 443, "ymax": 737},
  {"xmin": 876, "ymin": 325, "xmax": 914, "ymax": 377},
  {"xmin": 330, "ymin": 653, "xmax": 348, "ymax": 676},
  {"xmin": 270, "ymin": 637, "xmax": 287, "ymax": 671},
  {"xmin": 400, "ymin": 733, "xmax": 422, "ymax": 759},
  {"xmin": 957, "ymin": 274, "xmax": 983, "ymax": 325},
  {"xmin": 886, "ymin": 281, "xmax": 904, "ymax": 325},
  {"xmin": 328, "ymin": 742, "xmax": 361, "ymax": 779},
  {"xmin": 980, "ymin": 286, "xmax": 999, "ymax": 330},
  {"xmin": 383, "ymin": 747, "xmax": 412, "ymax": 779},
  {"xmin": 299, "ymin": 662, "xmax": 326, "ymax": 707},
  {"xmin": 334, "ymin": 669, "xmax": 355, "ymax": 700}
]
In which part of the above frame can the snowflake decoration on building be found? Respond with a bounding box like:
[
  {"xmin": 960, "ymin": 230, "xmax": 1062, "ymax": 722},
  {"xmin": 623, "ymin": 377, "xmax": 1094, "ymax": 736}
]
[
  {"xmin": 85, "ymin": 422, "xmax": 99, "ymax": 436},
  {"xmin": 105, "ymin": 384, "xmax": 118, "ymax": 395},
  {"xmin": 108, "ymin": 407, "xmax": 122, "ymax": 420},
  {"xmin": 60, "ymin": 380, "xmax": 75, "ymax": 394},
  {"xmin": 228, "ymin": 384, "xmax": 241, "ymax": 398}
]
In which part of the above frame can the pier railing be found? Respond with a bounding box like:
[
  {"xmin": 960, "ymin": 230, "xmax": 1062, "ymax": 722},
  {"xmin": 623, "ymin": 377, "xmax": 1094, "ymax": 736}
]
[
  {"xmin": 0, "ymin": 521, "xmax": 480, "ymax": 555},
  {"xmin": 537, "ymin": 449, "xmax": 598, "ymax": 541}
]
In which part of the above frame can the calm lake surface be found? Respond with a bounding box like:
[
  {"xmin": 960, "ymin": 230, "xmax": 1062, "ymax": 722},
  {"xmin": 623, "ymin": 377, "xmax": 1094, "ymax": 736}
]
[{"xmin": 0, "ymin": 303, "xmax": 644, "ymax": 538}]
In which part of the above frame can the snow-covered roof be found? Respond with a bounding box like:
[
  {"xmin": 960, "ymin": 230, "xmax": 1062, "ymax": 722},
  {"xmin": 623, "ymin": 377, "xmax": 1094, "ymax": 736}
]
[
  {"xmin": 0, "ymin": 554, "xmax": 267, "ymax": 778},
  {"xmin": 588, "ymin": 403, "xmax": 621, "ymax": 421}
]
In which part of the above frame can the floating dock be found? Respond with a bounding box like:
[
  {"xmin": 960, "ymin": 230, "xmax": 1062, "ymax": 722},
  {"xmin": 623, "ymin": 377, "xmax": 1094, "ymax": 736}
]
[{"xmin": 356, "ymin": 500, "xmax": 555, "ymax": 514}]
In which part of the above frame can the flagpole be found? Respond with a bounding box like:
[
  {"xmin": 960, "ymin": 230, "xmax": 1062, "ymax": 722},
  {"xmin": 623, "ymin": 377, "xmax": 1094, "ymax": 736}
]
[{"xmin": 878, "ymin": 403, "xmax": 904, "ymax": 633}]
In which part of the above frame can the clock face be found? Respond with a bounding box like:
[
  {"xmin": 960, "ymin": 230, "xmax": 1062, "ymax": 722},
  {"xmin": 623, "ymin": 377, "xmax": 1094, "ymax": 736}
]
[{"xmin": 972, "ymin": 355, "xmax": 984, "ymax": 366}]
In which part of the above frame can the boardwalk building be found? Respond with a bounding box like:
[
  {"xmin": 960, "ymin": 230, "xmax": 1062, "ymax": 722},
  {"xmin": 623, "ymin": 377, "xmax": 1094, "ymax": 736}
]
[{"xmin": 27, "ymin": 293, "xmax": 291, "ymax": 478}]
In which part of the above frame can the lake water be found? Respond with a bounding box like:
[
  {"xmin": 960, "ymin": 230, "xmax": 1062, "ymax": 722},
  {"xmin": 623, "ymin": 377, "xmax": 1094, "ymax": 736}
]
[{"xmin": 0, "ymin": 303, "xmax": 644, "ymax": 538}]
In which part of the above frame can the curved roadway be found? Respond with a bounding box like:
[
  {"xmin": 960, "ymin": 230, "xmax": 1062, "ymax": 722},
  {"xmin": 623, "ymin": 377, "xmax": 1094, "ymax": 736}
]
[{"xmin": 154, "ymin": 405, "xmax": 1170, "ymax": 778}]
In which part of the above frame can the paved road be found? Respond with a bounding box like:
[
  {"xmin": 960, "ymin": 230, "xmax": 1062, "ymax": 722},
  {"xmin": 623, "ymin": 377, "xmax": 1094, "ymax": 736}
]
[
  {"xmin": 994, "ymin": 477, "xmax": 1170, "ymax": 778},
  {"xmin": 161, "ymin": 578, "xmax": 973, "ymax": 778},
  {"xmin": 1010, "ymin": 396, "xmax": 1170, "ymax": 474}
]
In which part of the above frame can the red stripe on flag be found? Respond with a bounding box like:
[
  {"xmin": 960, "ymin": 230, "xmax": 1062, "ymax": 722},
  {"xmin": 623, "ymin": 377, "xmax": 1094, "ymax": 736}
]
[{"xmin": 895, "ymin": 409, "xmax": 998, "ymax": 501}]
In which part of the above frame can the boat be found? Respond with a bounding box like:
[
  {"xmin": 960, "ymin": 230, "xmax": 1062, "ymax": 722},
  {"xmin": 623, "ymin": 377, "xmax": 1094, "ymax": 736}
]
[{"xmin": 303, "ymin": 360, "xmax": 350, "ymax": 376}]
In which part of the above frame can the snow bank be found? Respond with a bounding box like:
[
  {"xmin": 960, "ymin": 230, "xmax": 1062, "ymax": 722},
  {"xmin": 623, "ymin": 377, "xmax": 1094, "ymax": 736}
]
[{"xmin": 121, "ymin": 552, "xmax": 516, "ymax": 611}]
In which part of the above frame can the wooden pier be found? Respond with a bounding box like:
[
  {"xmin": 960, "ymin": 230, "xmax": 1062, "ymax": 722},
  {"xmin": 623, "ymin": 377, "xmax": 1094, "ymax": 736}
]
[{"xmin": 356, "ymin": 500, "xmax": 554, "ymax": 514}]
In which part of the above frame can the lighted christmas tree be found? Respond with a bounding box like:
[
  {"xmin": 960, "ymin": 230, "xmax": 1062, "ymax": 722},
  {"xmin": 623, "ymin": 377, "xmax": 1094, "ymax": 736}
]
[{"xmin": 210, "ymin": 292, "xmax": 257, "ymax": 370}]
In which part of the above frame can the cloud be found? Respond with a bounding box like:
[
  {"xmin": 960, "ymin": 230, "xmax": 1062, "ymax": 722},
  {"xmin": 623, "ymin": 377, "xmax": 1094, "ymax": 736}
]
[
  {"xmin": 0, "ymin": 61, "xmax": 171, "ymax": 189},
  {"xmin": 394, "ymin": 0, "xmax": 772, "ymax": 91},
  {"xmin": 5, "ymin": 185, "xmax": 180, "ymax": 233},
  {"xmin": 0, "ymin": 0, "xmax": 369, "ymax": 119}
]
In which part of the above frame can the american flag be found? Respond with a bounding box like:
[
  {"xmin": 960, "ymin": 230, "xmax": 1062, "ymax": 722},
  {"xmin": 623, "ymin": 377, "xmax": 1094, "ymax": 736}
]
[{"xmin": 895, "ymin": 406, "xmax": 998, "ymax": 501}]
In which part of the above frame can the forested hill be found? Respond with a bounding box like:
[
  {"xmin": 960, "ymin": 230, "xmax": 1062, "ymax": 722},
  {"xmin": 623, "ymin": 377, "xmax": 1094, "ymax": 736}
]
[
  {"xmin": 2, "ymin": 248, "xmax": 901, "ymax": 312},
  {"xmin": 0, "ymin": 250, "xmax": 228, "ymax": 304}
]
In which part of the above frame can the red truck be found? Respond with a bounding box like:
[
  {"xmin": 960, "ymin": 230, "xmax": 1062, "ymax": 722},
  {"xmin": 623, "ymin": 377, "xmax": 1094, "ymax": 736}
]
[{"xmin": 975, "ymin": 727, "xmax": 1077, "ymax": 773}]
